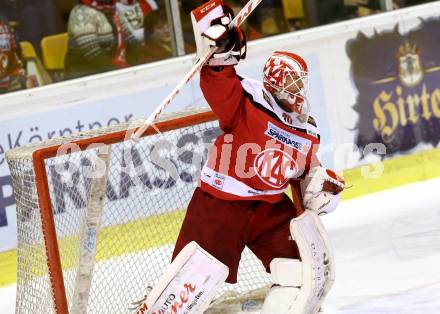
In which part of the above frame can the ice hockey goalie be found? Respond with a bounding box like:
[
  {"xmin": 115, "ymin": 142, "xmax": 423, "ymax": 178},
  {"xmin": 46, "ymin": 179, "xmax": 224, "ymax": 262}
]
[{"xmin": 135, "ymin": 1, "xmax": 345, "ymax": 313}]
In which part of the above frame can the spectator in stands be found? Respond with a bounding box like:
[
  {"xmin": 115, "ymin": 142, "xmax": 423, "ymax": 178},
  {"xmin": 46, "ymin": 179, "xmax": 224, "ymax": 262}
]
[
  {"xmin": 54, "ymin": 0, "xmax": 78, "ymax": 32},
  {"xmin": 0, "ymin": 15, "xmax": 26, "ymax": 94},
  {"xmin": 64, "ymin": 0, "xmax": 115, "ymax": 79},
  {"xmin": 282, "ymin": 0, "xmax": 308, "ymax": 31},
  {"xmin": 114, "ymin": 0, "xmax": 149, "ymax": 66},
  {"xmin": 304, "ymin": 0, "xmax": 345, "ymax": 26},
  {"xmin": 139, "ymin": 2, "xmax": 173, "ymax": 63},
  {"xmin": 64, "ymin": 0, "xmax": 146, "ymax": 79},
  {"xmin": 233, "ymin": 0, "xmax": 289, "ymax": 37},
  {"xmin": 343, "ymin": 0, "xmax": 396, "ymax": 18},
  {"xmin": 180, "ymin": 0, "xmax": 204, "ymax": 51},
  {"xmin": 344, "ymin": 0, "xmax": 381, "ymax": 18},
  {"xmin": 401, "ymin": 0, "xmax": 433, "ymax": 7},
  {"xmin": 0, "ymin": 0, "xmax": 62, "ymax": 54}
]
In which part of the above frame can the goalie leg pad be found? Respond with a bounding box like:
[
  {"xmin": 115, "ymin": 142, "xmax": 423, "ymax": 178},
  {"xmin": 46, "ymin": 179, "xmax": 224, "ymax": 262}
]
[
  {"xmin": 134, "ymin": 241, "xmax": 229, "ymax": 314},
  {"xmin": 261, "ymin": 258, "xmax": 302, "ymax": 314},
  {"xmin": 270, "ymin": 258, "xmax": 302, "ymax": 287},
  {"xmin": 261, "ymin": 286, "xmax": 301, "ymax": 314},
  {"xmin": 261, "ymin": 211, "xmax": 334, "ymax": 314},
  {"xmin": 290, "ymin": 210, "xmax": 335, "ymax": 314}
]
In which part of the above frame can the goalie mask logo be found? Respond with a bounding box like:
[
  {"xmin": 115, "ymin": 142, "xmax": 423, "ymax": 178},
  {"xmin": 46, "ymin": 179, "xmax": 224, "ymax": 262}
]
[{"xmin": 254, "ymin": 149, "xmax": 298, "ymax": 188}]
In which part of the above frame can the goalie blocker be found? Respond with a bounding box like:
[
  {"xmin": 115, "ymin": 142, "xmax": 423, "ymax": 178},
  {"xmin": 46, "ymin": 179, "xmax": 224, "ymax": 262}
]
[{"xmin": 191, "ymin": 0, "xmax": 247, "ymax": 67}]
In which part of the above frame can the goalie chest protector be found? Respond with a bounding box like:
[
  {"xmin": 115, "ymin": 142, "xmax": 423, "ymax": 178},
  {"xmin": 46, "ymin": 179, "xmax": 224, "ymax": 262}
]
[{"xmin": 199, "ymin": 66, "xmax": 321, "ymax": 203}]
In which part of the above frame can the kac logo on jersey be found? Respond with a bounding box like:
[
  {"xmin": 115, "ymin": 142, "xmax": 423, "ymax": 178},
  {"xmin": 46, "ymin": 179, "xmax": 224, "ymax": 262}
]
[
  {"xmin": 265, "ymin": 122, "xmax": 311, "ymax": 154},
  {"xmin": 254, "ymin": 149, "xmax": 298, "ymax": 188}
]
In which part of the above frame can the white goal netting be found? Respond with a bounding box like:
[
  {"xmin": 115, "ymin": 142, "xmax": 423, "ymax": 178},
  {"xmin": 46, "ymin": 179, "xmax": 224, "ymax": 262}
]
[{"xmin": 6, "ymin": 108, "xmax": 271, "ymax": 314}]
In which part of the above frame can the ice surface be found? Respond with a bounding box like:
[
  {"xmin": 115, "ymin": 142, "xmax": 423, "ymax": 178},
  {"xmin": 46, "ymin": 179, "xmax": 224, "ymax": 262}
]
[{"xmin": 323, "ymin": 177, "xmax": 440, "ymax": 314}]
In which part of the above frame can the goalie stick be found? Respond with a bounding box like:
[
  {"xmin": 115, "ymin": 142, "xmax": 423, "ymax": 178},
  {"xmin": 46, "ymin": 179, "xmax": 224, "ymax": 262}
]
[
  {"xmin": 131, "ymin": 0, "xmax": 264, "ymax": 139},
  {"xmin": 70, "ymin": 145, "xmax": 112, "ymax": 314}
]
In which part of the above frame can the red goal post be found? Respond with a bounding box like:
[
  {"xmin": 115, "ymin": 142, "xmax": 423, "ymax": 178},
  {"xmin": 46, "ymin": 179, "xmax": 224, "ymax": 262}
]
[{"xmin": 7, "ymin": 108, "xmax": 271, "ymax": 314}]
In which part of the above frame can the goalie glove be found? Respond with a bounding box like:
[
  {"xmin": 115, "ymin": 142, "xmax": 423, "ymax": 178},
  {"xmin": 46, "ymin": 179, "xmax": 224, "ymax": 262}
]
[
  {"xmin": 300, "ymin": 166, "xmax": 345, "ymax": 215},
  {"xmin": 191, "ymin": 1, "xmax": 246, "ymax": 67}
]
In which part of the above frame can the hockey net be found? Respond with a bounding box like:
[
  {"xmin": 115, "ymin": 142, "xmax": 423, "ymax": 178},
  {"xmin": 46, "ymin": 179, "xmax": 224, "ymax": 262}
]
[{"xmin": 6, "ymin": 107, "xmax": 270, "ymax": 314}]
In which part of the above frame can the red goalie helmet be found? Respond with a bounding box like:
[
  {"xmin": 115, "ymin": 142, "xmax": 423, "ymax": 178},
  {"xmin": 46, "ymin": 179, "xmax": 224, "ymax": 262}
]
[{"xmin": 263, "ymin": 51, "xmax": 310, "ymax": 122}]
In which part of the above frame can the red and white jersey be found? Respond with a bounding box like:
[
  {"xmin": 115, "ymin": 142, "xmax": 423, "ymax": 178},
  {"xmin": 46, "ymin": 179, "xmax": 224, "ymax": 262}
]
[{"xmin": 199, "ymin": 66, "xmax": 321, "ymax": 203}]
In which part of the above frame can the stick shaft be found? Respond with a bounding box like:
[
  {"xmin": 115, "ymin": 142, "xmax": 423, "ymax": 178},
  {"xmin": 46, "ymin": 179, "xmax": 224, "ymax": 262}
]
[{"xmin": 71, "ymin": 146, "xmax": 111, "ymax": 314}]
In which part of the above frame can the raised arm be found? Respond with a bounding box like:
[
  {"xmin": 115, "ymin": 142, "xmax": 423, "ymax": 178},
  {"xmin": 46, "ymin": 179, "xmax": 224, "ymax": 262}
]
[
  {"xmin": 192, "ymin": 1, "xmax": 247, "ymax": 131},
  {"xmin": 200, "ymin": 66, "xmax": 245, "ymax": 131}
]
